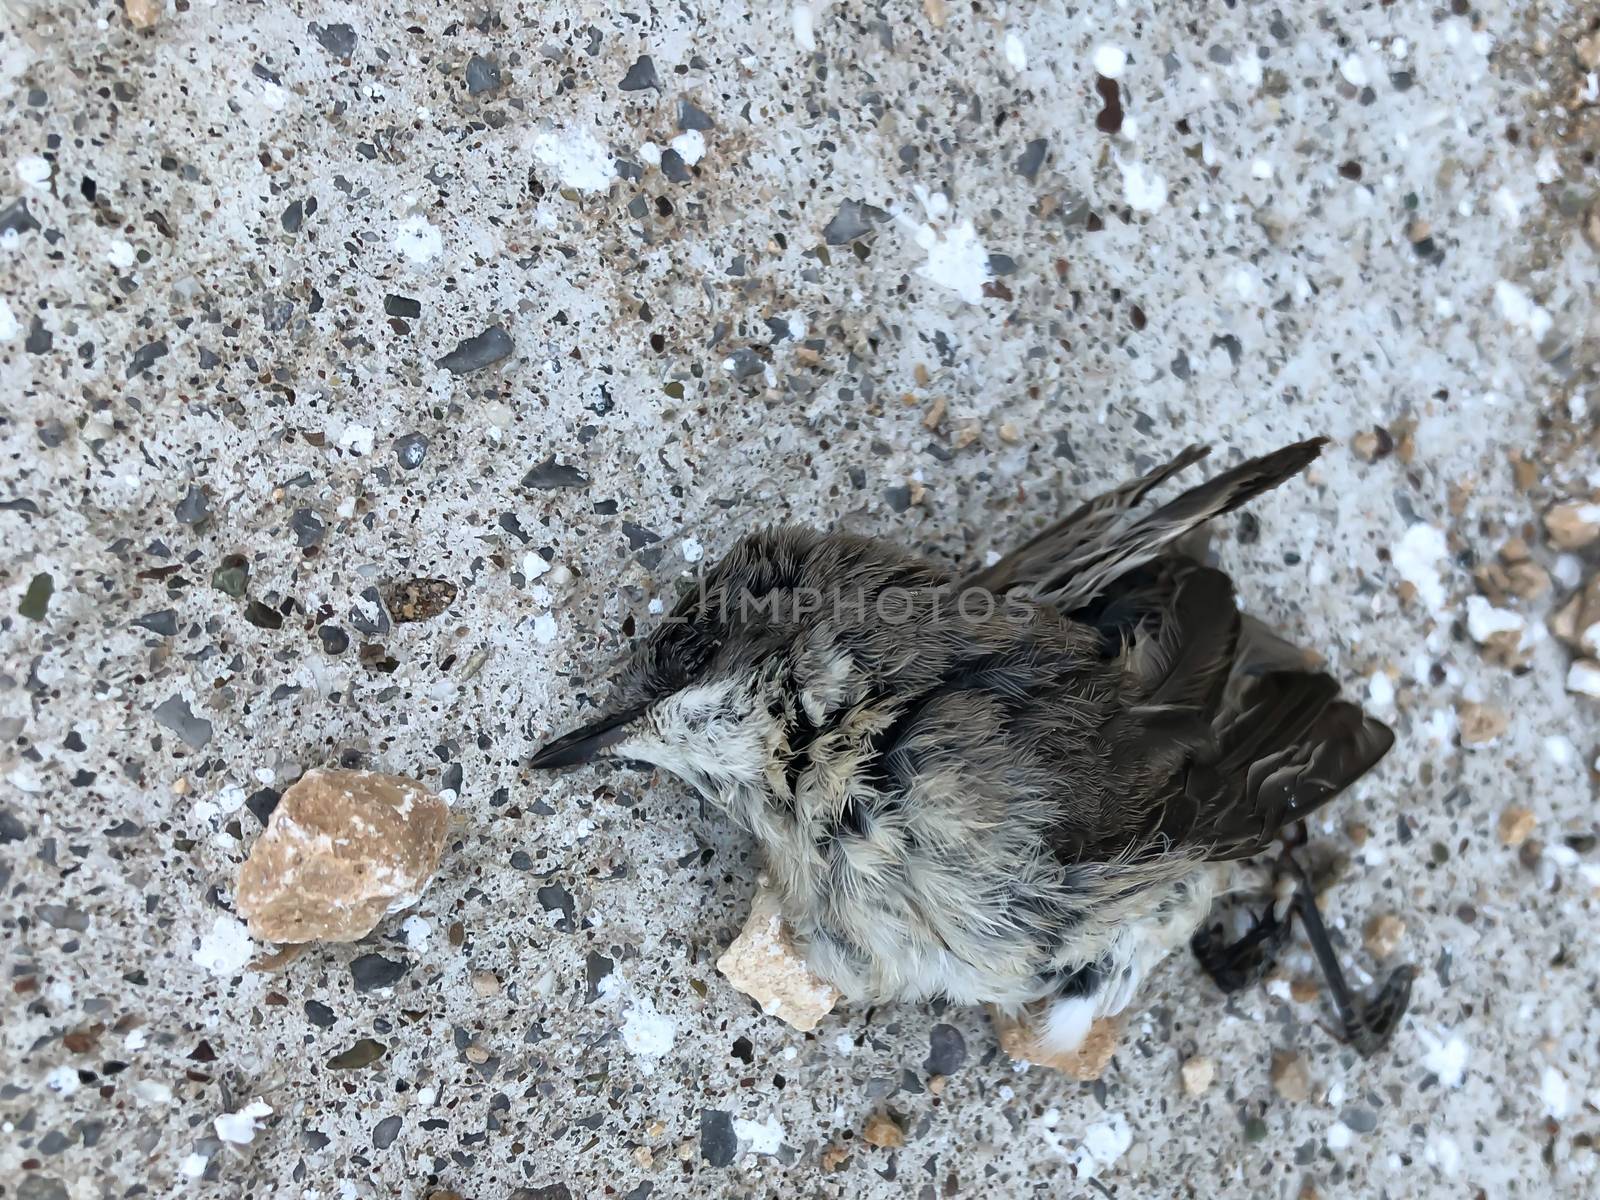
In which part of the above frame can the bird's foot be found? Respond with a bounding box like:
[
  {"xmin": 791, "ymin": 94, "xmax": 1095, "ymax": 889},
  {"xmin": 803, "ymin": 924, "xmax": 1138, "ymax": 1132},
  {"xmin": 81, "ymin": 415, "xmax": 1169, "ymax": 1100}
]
[
  {"xmin": 1194, "ymin": 853, "xmax": 1415, "ymax": 1059},
  {"xmin": 1289, "ymin": 870, "xmax": 1413, "ymax": 1059},
  {"xmin": 1189, "ymin": 903, "xmax": 1292, "ymax": 994}
]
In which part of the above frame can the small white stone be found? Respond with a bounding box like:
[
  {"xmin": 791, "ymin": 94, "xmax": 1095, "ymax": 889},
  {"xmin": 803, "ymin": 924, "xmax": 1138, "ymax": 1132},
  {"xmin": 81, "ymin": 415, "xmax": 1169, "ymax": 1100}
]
[
  {"xmin": 1567, "ymin": 659, "xmax": 1600, "ymax": 698},
  {"xmin": 15, "ymin": 155, "xmax": 52, "ymax": 188},
  {"xmin": 1118, "ymin": 159, "xmax": 1168, "ymax": 212},
  {"xmin": 681, "ymin": 537, "xmax": 704, "ymax": 563},
  {"xmin": 1003, "ymin": 30, "xmax": 1026, "ymax": 72},
  {"xmin": 733, "ymin": 1115, "xmax": 785, "ymax": 1156},
  {"xmin": 532, "ymin": 613, "xmax": 559, "ymax": 644},
  {"xmin": 1338, "ymin": 55, "xmax": 1369, "ymax": 87},
  {"xmin": 337, "ymin": 424, "xmax": 375, "ymax": 456},
  {"xmin": 1093, "ymin": 45, "xmax": 1128, "ymax": 78},
  {"xmin": 107, "ymin": 239, "xmax": 137, "ymax": 269},
  {"xmin": 669, "ymin": 129, "xmax": 706, "ymax": 165},
  {"xmin": 393, "ymin": 215, "xmax": 443, "ymax": 264},
  {"xmin": 192, "ymin": 915, "xmax": 254, "ymax": 977},
  {"xmin": 214, "ymin": 1099, "xmax": 273, "ymax": 1145}
]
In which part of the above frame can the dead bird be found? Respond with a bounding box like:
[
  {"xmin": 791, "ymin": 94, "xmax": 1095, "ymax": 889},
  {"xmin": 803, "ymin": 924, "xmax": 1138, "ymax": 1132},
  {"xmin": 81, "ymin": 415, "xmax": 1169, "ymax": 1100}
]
[{"xmin": 530, "ymin": 439, "xmax": 1413, "ymax": 1058}]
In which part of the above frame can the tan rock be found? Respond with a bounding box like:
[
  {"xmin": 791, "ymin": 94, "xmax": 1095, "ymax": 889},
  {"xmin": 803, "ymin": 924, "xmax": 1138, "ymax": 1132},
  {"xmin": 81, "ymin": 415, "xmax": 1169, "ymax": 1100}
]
[
  {"xmin": 236, "ymin": 768, "xmax": 447, "ymax": 944},
  {"xmin": 125, "ymin": 0, "xmax": 160, "ymax": 29},
  {"xmin": 1271, "ymin": 1051, "xmax": 1312, "ymax": 1103},
  {"xmin": 716, "ymin": 882, "xmax": 841, "ymax": 1032},
  {"xmin": 1550, "ymin": 577, "xmax": 1600, "ymax": 656},
  {"xmin": 1456, "ymin": 701, "xmax": 1508, "ymax": 747},
  {"xmin": 862, "ymin": 1111, "xmax": 905, "ymax": 1149},
  {"xmin": 1497, "ymin": 807, "xmax": 1537, "ymax": 847},
  {"xmin": 1578, "ymin": 32, "xmax": 1600, "ymax": 70},
  {"xmin": 1180, "ymin": 1055, "xmax": 1216, "ymax": 1097},
  {"xmin": 820, "ymin": 1145, "xmax": 851, "ymax": 1171},
  {"xmin": 1363, "ymin": 913, "xmax": 1406, "ymax": 959},
  {"xmin": 470, "ymin": 970, "xmax": 501, "ymax": 997},
  {"xmin": 991, "ymin": 1005, "xmax": 1119, "ymax": 1080},
  {"xmin": 1544, "ymin": 502, "xmax": 1600, "ymax": 551}
]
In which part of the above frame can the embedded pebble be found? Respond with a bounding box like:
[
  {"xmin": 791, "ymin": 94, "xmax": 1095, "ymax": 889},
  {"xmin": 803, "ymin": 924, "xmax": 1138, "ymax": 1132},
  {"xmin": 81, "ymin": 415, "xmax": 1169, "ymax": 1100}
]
[{"xmin": 236, "ymin": 769, "xmax": 447, "ymax": 944}]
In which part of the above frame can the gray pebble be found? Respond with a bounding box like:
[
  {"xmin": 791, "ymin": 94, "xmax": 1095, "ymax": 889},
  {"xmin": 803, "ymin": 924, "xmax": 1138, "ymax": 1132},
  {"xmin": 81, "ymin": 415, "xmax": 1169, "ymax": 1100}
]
[
  {"xmin": 823, "ymin": 199, "xmax": 887, "ymax": 245},
  {"xmin": 699, "ymin": 1109, "xmax": 736, "ymax": 1167},
  {"xmin": 924, "ymin": 1023, "xmax": 967, "ymax": 1075},
  {"xmin": 349, "ymin": 954, "xmax": 408, "ymax": 992},
  {"xmin": 372, "ymin": 1115, "xmax": 402, "ymax": 1149},
  {"xmin": 520, "ymin": 457, "xmax": 589, "ymax": 489},
  {"xmin": 175, "ymin": 485, "xmax": 210, "ymax": 526},
  {"xmin": 436, "ymin": 325, "xmax": 513, "ymax": 375},
  {"xmin": 466, "ymin": 55, "xmax": 502, "ymax": 95},
  {"xmin": 620, "ymin": 55, "xmax": 660, "ymax": 91},
  {"xmin": 394, "ymin": 433, "xmax": 428, "ymax": 469},
  {"xmin": 152, "ymin": 695, "xmax": 213, "ymax": 750},
  {"xmin": 310, "ymin": 22, "xmax": 357, "ymax": 57}
]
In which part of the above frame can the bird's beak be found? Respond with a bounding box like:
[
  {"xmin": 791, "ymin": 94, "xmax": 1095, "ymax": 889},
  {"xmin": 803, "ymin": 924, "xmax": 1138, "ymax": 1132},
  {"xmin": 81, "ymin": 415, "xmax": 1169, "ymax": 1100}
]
[{"xmin": 527, "ymin": 705, "xmax": 646, "ymax": 769}]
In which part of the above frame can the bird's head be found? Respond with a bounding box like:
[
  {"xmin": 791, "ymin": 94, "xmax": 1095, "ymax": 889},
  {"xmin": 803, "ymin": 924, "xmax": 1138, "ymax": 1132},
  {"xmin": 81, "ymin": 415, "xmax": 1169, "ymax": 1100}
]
[{"xmin": 527, "ymin": 534, "xmax": 801, "ymax": 794}]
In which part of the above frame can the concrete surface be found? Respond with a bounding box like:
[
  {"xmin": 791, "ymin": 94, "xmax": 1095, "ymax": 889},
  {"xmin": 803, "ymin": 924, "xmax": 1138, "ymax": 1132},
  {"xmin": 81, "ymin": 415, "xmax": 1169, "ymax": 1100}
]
[{"xmin": 3, "ymin": 1, "xmax": 1599, "ymax": 1197}]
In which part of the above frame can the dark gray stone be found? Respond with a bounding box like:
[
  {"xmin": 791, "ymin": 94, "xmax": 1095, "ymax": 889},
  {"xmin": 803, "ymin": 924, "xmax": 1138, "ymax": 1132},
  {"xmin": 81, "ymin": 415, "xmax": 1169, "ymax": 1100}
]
[
  {"xmin": 620, "ymin": 55, "xmax": 659, "ymax": 91},
  {"xmin": 677, "ymin": 99, "xmax": 714, "ymax": 130},
  {"xmin": 823, "ymin": 199, "xmax": 887, "ymax": 244},
  {"xmin": 924, "ymin": 1024, "xmax": 967, "ymax": 1075},
  {"xmin": 127, "ymin": 340, "xmax": 168, "ymax": 377},
  {"xmin": 152, "ymin": 695, "xmax": 213, "ymax": 750},
  {"xmin": 349, "ymin": 954, "xmax": 408, "ymax": 992},
  {"xmin": 290, "ymin": 508, "xmax": 326, "ymax": 548},
  {"xmin": 175, "ymin": 485, "xmax": 210, "ymax": 526},
  {"xmin": 520, "ymin": 457, "xmax": 589, "ymax": 489},
  {"xmin": 394, "ymin": 433, "xmax": 428, "ymax": 469},
  {"xmin": 465, "ymin": 55, "xmax": 502, "ymax": 95},
  {"xmin": 1014, "ymin": 137, "xmax": 1048, "ymax": 181},
  {"xmin": 310, "ymin": 22, "xmax": 356, "ymax": 57},
  {"xmin": 0, "ymin": 197, "xmax": 41, "ymax": 236},
  {"xmin": 436, "ymin": 325, "xmax": 512, "ymax": 375},
  {"xmin": 372, "ymin": 1115, "xmax": 402, "ymax": 1149},
  {"xmin": 699, "ymin": 1109, "xmax": 736, "ymax": 1167}
]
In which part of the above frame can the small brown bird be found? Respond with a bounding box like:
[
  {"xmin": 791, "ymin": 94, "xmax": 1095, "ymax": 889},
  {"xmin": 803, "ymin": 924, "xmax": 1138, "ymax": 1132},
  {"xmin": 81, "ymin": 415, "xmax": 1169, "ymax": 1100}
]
[{"xmin": 531, "ymin": 439, "xmax": 1412, "ymax": 1057}]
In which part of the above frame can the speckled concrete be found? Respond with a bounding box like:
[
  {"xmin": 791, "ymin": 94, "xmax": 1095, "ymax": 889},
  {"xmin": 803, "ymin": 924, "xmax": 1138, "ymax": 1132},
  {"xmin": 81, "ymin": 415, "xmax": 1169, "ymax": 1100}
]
[{"xmin": 4, "ymin": 2, "xmax": 1599, "ymax": 1197}]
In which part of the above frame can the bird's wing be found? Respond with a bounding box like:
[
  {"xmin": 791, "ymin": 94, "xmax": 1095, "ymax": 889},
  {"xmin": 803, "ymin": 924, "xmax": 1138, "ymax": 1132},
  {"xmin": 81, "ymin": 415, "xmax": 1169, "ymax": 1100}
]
[
  {"xmin": 961, "ymin": 439, "xmax": 1327, "ymax": 614},
  {"xmin": 956, "ymin": 439, "xmax": 1392, "ymax": 866}
]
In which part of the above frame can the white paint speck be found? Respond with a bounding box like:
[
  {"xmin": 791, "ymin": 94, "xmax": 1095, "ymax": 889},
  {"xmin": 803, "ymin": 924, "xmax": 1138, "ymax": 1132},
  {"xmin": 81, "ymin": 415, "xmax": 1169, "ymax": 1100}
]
[
  {"xmin": 733, "ymin": 1115, "xmax": 785, "ymax": 1156},
  {"xmin": 909, "ymin": 213, "xmax": 991, "ymax": 305},
  {"xmin": 1003, "ymin": 30, "xmax": 1027, "ymax": 72},
  {"xmin": 1367, "ymin": 672, "xmax": 1395, "ymax": 712},
  {"xmin": 532, "ymin": 612, "xmax": 559, "ymax": 644},
  {"xmin": 1093, "ymin": 45, "xmax": 1128, "ymax": 79},
  {"xmin": 131, "ymin": 1078, "xmax": 172, "ymax": 1106},
  {"xmin": 1542, "ymin": 1065, "xmax": 1572, "ymax": 1118},
  {"xmin": 621, "ymin": 995, "xmax": 677, "ymax": 1064},
  {"xmin": 638, "ymin": 141, "xmax": 662, "ymax": 167},
  {"xmin": 107, "ymin": 239, "xmax": 137, "ymax": 269},
  {"xmin": 681, "ymin": 537, "xmax": 704, "ymax": 563},
  {"xmin": 522, "ymin": 551, "xmax": 551, "ymax": 579},
  {"xmin": 1419, "ymin": 1028, "xmax": 1469, "ymax": 1088},
  {"xmin": 215, "ymin": 1099, "xmax": 273, "ymax": 1145},
  {"xmin": 648, "ymin": 597, "xmax": 665, "ymax": 615},
  {"xmin": 1326, "ymin": 1121, "xmax": 1354, "ymax": 1151},
  {"xmin": 1118, "ymin": 159, "xmax": 1168, "ymax": 212},
  {"xmin": 1074, "ymin": 1113, "xmax": 1132, "ymax": 1179},
  {"xmin": 393, "ymin": 215, "xmax": 443, "ymax": 264},
  {"xmin": 1494, "ymin": 280, "xmax": 1553, "ymax": 341},
  {"xmin": 401, "ymin": 915, "xmax": 432, "ymax": 951},
  {"xmin": 46, "ymin": 1065, "xmax": 80, "ymax": 1095},
  {"xmin": 179, "ymin": 1153, "xmax": 210, "ymax": 1179},
  {"xmin": 15, "ymin": 155, "xmax": 51, "ymax": 188},
  {"xmin": 1544, "ymin": 734, "xmax": 1577, "ymax": 765},
  {"xmin": 337, "ymin": 424, "xmax": 375, "ymax": 456},
  {"xmin": 1338, "ymin": 55, "xmax": 1369, "ymax": 87},
  {"xmin": 1392, "ymin": 523, "xmax": 1449, "ymax": 613},
  {"xmin": 531, "ymin": 127, "xmax": 616, "ymax": 192},
  {"xmin": 1425, "ymin": 1134, "xmax": 1461, "ymax": 1173},
  {"xmin": 833, "ymin": 1033, "xmax": 856, "ymax": 1056},
  {"xmin": 792, "ymin": 3, "xmax": 819, "ymax": 52},
  {"xmin": 1250, "ymin": 159, "xmax": 1274, "ymax": 180},
  {"xmin": 0, "ymin": 298, "xmax": 18, "ymax": 341},
  {"xmin": 669, "ymin": 129, "xmax": 706, "ymax": 166},
  {"xmin": 192, "ymin": 915, "xmax": 254, "ymax": 977}
]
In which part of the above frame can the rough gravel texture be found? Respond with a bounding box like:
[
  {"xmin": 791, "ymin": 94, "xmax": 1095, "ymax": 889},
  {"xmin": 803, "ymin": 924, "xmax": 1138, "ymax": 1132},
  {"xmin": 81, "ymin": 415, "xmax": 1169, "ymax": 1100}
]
[{"xmin": 3, "ymin": 2, "xmax": 1598, "ymax": 1198}]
